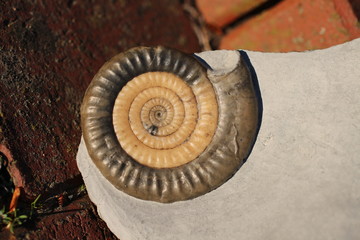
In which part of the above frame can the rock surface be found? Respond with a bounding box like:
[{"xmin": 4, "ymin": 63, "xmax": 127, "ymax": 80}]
[{"xmin": 78, "ymin": 39, "xmax": 360, "ymax": 240}]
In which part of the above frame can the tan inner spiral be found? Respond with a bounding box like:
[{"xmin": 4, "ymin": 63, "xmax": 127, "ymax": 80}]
[
  {"xmin": 113, "ymin": 72, "xmax": 218, "ymax": 168},
  {"xmin": 142, "ymin": 100, "xmax": 173, "ymax": 129}
]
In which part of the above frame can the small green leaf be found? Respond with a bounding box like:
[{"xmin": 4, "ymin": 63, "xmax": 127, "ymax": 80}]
[
  {"xmin": 31, "ymin": 194, "xmax": 41, "ymax": 208},
  {"xmin": 4, "ymin": 216, "xmax": 12, "ymax": 221},
  {"xmin": 9, "ymin": 223, "xmax": 14, "ymax": 233}
]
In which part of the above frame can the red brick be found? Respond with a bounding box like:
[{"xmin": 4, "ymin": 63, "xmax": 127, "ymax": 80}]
[
  {"xmin": 196, "ymin": 0, "xmax": 269, "ymax": 28},
  {"xmin": 220, "ymin": 0, "xmax": 360, "ymax": 51}
]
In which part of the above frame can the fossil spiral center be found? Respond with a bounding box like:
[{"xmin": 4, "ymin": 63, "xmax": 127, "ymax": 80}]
[
  {"xmin": 149, "ymin": 106, "xmax": 167, "ymax": 126},
  {"xmin": 112, "ymin": 72, "xmax": 218, "ymax": 168},
  {"xmin": 140, "ymin": 97, "xmax": 177, "ymax": 135}
]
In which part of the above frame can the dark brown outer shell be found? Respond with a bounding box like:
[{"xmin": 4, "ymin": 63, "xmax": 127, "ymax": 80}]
[{"xmin": 80, "ymin": 46, "xmax": 259, "ymax": 203}]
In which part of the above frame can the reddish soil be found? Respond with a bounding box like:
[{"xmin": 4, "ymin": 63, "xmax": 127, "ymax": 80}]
[{"xmin": 0, "ymin": 0, "xmax": 200, "ymax": 239}]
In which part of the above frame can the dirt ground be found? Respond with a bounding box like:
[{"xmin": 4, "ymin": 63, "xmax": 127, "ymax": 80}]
[{"xmin": 0, "ymin": 0, "xmax": 200, "ymax": 239}]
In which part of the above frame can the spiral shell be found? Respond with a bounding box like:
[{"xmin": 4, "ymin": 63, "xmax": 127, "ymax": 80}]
[{"xmin": 81, "ymin": 46, "xmax": 259, "ymax": 203}]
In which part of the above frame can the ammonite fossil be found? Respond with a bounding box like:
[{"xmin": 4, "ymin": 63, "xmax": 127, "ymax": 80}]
[{"xmin": 81, "ymin": 46, "xmax": 259, "ymax": 203}]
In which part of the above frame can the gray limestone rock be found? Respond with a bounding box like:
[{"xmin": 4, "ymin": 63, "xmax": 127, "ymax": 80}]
[{"xmin": 77, "ymin": 39, "xmax": 360, "ymax": 240}]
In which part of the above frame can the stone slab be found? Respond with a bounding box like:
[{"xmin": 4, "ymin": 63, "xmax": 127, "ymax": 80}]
[{"xmin": 77, "ymin": 38, "xmax": 360, "ymax": 240}]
